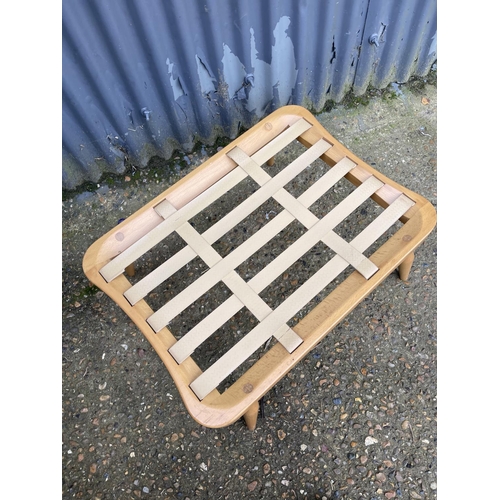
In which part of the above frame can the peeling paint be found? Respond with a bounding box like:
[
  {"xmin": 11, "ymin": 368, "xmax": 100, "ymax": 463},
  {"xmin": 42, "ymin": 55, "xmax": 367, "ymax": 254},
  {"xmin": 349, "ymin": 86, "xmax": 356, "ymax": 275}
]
[
  {"xmin": 63, "ymin": 0, "xmax": 436, "ymax": 191},
  {"xmin": 195, "ymin": 55, "xmax": 217, "ymax": 96},
  {"xmin": 221, "ymin": 16, "xmax": 298, "ymax": 116},
  {"xmin": 246, "ymin": 26, "xmax": 273, "ymax": 114},
  {"xmin": 166, "ymin": 58, "xmax": 186, "ymax": 100},
  {"xmin": 268, "ymin": 16, "xmax": 298, "ymax": 108},
  {"xmin": 221, "ymin": 43, "xmax": 246, "ymax": 98},
  {"xmin": 247, "ymin": 16, "xmax": 298, "ymax": 114}
]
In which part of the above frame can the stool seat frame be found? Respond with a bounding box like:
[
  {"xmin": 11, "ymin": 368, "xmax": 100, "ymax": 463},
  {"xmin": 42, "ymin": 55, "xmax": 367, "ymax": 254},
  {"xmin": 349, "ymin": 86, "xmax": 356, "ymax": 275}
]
[{"xmin": 83, "ymin": 105, "xmax": 436, "ymax": 430}]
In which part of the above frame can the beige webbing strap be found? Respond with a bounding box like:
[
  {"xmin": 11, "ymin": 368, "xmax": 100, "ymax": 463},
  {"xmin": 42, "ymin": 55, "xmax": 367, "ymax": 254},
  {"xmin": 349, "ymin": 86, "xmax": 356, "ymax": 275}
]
[
  {"xmin": 154, "ymin": 199, "xmax": 177, "ymax": 219},
  {"xmin": 273, "ymin": 325, "xmax": 303, "ymax": 353},
  {"xmin": 146, "ymin": 140, "xmax": 332, "ymax": 332},
  {"xmin": 99, "ymin": 167, "xmax": 247, "ymax": 282},
  {"xmin": 175, "ymin": 176, "xmax": 402, "ymax": 389},
  {"xmin": 168, "ymin": 158, "xmax": 361, "ymax": 363},
  {"xmin": 176, "ymin": 222, "xmax": 221, "ymax": 267},
  {"xmin": 168, "ymin": 295, "xmax": 243, "ymax": 363},
  {"xmin": 229, "ymin": 147, "xmax": 378, "ymax": 279},
  {"xmin": 101, "ymin": 119, "xmax": 312, "ymax": 284},
  {"xmin": 123, "ymin": 138, "xmax": 331, "ymax": 305},
  {"xmin": 123, "ymin": 246, "xmax": 196, "ymax": 305},
  {"xmin": 322, "ymin": 231, "xmax": 378, "ymax": 279},
  {"xmin": 222, "ymin": 271, "xmax": 272, "ymax": 320},
  {"xmin": 251, "ymin": 118, "xmax": 312, "ymax": 166},
  {"xmin": 349, "ymin": 194, "xmax": 415, "ymax": 251},
  {"xmin": 162, "ymin": 223, "xmax": 303, "ymax": 356},
  {"xmin": 189, "ymin": 193, "xmax": 415, "ymax": 400},
  {"xmin": 247, "ymin": 175, "xmax": 383, "ymax": 293},
  {"xmin": 147, "ymin": 211, "xmax": 294, "ymax": 332}
]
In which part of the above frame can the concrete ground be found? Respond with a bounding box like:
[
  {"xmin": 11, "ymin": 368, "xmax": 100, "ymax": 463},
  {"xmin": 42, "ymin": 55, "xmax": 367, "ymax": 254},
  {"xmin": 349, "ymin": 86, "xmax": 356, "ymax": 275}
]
[{"xmin": 62, "ymin": 75, "xmax": 437, "ymax": 500}]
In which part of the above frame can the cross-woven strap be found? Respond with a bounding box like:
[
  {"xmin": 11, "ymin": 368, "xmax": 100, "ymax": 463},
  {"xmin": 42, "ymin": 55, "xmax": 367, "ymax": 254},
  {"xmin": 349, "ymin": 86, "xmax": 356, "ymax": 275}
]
[
  {"xmin": 97, "ymin": 116, "xmax": 415, "ymax": 402},
  {"xmin": 189, "ymin": 193, "xmax": 414, "ymax": 400}
]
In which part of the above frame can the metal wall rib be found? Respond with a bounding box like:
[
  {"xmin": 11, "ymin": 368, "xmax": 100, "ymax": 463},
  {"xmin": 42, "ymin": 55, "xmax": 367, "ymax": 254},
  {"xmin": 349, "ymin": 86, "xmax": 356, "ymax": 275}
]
[{"xmin": 62, "ymin": 0, "xmax": 437, "ymax": 190}]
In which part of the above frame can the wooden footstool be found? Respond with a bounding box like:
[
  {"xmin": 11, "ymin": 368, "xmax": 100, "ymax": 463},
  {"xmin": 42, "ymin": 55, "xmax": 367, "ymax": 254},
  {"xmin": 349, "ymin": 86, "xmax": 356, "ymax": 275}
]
[{"xmin": 83, "ymin": 105, "xmax": 436, "ymax": 430}]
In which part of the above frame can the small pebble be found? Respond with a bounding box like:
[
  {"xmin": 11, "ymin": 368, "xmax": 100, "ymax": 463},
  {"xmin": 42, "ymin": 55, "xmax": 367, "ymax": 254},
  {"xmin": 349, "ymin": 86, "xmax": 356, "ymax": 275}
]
[{"xmin": 248, "ymin": 480, "xmax": 258, "ymax": 491}]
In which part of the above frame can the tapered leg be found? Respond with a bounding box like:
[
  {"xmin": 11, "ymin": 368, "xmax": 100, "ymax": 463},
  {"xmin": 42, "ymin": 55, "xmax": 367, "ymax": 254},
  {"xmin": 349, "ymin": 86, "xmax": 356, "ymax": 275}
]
[
  {"xmin": 266, "ymin": 156, "xmax": 275, "ymax": 166},
  {"xmin": 243, "ymin": 400, "xmax": 260, "ymax": 430},
  {"xmin": 398, "ymin": 252, "xmax": 415, "ymax": 281}
]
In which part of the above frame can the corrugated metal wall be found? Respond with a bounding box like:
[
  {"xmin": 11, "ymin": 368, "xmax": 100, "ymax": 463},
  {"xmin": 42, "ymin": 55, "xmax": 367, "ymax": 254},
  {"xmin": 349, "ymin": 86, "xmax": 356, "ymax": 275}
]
[{"xmin": 62, "ymin": 0, "xmax": 437, "ymax": 190}]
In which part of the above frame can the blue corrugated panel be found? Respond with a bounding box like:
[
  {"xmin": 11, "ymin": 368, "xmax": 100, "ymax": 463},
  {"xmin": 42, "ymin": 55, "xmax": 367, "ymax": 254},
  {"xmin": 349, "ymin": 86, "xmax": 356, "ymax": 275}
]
[
  {"xmin": 354, "ymin": 0, "xmax": 437, "ymax": 93},
  {"xmin": 62, "ymin": 0, "xmax": 436, "ymax": 190}
]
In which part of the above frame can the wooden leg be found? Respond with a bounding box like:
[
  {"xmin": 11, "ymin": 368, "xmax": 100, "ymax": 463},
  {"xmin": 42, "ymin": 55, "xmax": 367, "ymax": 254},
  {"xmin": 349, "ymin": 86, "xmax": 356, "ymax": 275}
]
[
  {"xmin": 125, "ymin": 263, "xmax": 135, "ymax": 277},
  {"xmin": 243, "ymin": 400, "xmax": 260, "ymax": 430},
  {"xmin": 398, "ymin": 252, "xmax": 415, "ymax": 281},
  {"xmin": 266, "ymin": 156, "xmax": 275, "ymax": 166}
]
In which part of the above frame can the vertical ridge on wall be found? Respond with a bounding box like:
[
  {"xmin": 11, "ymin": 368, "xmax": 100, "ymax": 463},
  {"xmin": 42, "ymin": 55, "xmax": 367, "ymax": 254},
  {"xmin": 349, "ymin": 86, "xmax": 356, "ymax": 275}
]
[
  {"xmin": 62, "ymin": 0, "xmax": 436, "ymax": 190},
  {"xmin": 353, "ymin": 0, "xmax": 437, "ymax": 93}
]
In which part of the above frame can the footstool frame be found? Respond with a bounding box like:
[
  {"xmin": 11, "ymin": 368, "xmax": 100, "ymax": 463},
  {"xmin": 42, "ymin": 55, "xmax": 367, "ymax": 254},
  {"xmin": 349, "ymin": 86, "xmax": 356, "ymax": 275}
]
[{"xmin": 83, "ymin": 105, "xmax": 436, "ymax": 429}]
